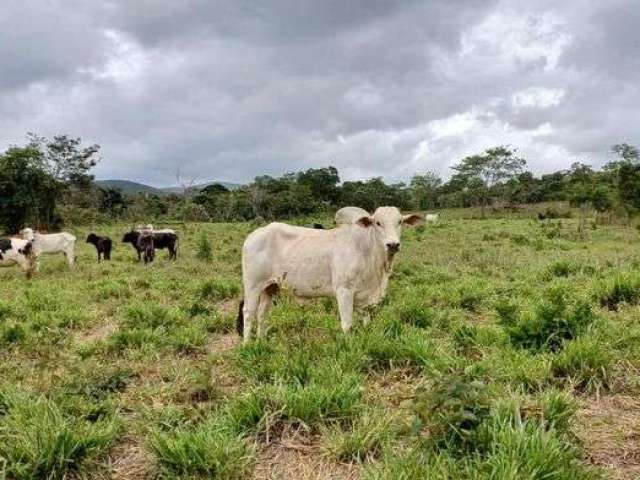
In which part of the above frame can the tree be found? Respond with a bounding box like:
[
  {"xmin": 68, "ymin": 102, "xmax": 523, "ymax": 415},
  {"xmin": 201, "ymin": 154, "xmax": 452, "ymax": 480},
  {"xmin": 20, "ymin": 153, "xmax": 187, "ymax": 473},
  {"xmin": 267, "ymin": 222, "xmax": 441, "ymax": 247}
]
[
  {"xmin": 99, "ymin": 187, "xmax": 128, "ymax": 217},
  {"xmin": 297, "ymin": 166, "xmax": 340, "ymax": 204},
  {"xmin": 612, "ymin": 143, "xmax": 639, "ymax": 163},
  {"xmin": 0, "ymin": 146, "xmax": 57, "ymax": 233},
  {"xmin": 450, "ymin": 146, "xmax": 526, "ymax": 214},
  {"xmin": 410, "ymin": 172, "xmax": 442, "ymax": 210}
]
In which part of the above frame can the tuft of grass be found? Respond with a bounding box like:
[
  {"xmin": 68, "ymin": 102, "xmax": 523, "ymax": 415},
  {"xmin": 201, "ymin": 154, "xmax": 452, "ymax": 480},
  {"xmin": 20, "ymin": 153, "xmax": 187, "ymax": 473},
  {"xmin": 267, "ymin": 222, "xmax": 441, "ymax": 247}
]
[
  {"xmin": 196, "ymin": 232, "xmax": 213, "ymax": 262},
  {"xmin": 596, "ymin": 272, "xmax": 640, "ymax": 310},
  {"xmin": 0, "ymin": 390, "xmax": 119, "ymax": 480},
  {"xmin": 199, "ymin": 278, "xmax": 240, "ymax": 301},
  {"xmin": 551, "ymin": 336, "xmax": 614, "ymax": 393},
  {"xmin": 322, "ymin": 409, "xmax": 395, "ymax": 462},
  {"xmin": 151, "ymin": 418, "xmax": 252, "ymax": 479}
]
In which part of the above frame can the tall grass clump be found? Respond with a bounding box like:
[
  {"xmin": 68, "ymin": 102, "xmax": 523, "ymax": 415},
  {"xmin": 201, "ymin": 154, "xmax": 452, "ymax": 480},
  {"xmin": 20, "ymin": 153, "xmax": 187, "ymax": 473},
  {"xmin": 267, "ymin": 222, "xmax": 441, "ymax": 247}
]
[
  {"xmin": 198, "ymin": 278, "xmax": 240, "ymax": 301},
  {"xmin": 196, "ymin": 232, "xmax": 213, "ymax": 262},
  {"xmin": 596, "ymin": 271, "xmax": 640, "ymax": 310},
  {"xmin": 498, "ymin": 286, "xmax": 596, "ymax": 352},
  {"xmin": 0, "ymin": 390, "xmax": 119, "ymax": 479},
  {"xmin": 151, "ymin": 418, "xmax": 252, "ymax": 479},
  {"xmin": 551, "ymin": 336, "xmax": 614, "ymax": 393}
]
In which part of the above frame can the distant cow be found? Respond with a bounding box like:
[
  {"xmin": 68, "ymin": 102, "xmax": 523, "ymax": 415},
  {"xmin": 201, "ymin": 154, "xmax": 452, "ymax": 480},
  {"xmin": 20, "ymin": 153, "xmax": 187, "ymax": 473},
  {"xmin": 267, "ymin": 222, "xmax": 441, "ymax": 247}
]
[
  {"xmin": 335, "ymin": 206, "xmax": 370, "ymax": 227},
  {"xmin": 122, "ymin": 230, "xmax": 178, "ymax": 261},
  {"xmin": 86, "ymin": 234, "xmax": 112, "ymax": 262},
  {"xmin": 311, "ymin": 223, "xmax": 325, "ymax": 229},
  {"xmin": 21, "ymin": 228, "xmax": 76, "ymax": 270},
  {"xmin": 538, "ymin": 212, "xmax": 547, "ymax": 221},
  {"xmin": 138, "ymin": 232, "xmax": 155, "ymax": 264},
  {"xmin": 425, "ymin": 213, "xmax": 439, "ymax": 223},
  {"xmin": 238, "ymin": 206, "xmax": 423, "ymax": 343},
  {"xmin": 0, "ymin": 238, "xmax": 36, "ymax": 278}
]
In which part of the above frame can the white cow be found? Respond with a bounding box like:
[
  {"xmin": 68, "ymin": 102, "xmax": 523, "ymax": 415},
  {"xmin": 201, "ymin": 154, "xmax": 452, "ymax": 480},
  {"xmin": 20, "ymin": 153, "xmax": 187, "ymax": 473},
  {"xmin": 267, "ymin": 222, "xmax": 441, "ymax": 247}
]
[
  {"xmin": 21, "ymin": 228, "xmax": 76, "ymax": 269},
  {"xmin": 335, "ymin": 206, "xmax": 370, "ymax": 226},
  {"xmin": 0, "ymin": 238, "xmax": 36, "ymax": 278},
  {"xmin": 238, "ymin": 206, "xmax": 423, "ymax": 343},
  {"xmin": 425, "ymin": 213, "xmax": 439, "ymax": 223}
]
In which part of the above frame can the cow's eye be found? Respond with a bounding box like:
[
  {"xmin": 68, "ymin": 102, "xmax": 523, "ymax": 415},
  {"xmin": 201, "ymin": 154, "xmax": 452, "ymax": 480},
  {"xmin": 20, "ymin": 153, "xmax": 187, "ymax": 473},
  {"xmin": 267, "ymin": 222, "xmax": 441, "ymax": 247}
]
[{"xmin": 376, "ymin": 221, "xmax": 382, "ymax": 227}]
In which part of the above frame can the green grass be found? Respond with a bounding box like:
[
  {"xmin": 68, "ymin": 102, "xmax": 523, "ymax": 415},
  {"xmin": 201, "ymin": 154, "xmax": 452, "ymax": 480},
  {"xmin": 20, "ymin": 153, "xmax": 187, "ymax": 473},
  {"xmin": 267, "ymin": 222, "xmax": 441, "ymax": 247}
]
[{"xmin": 0, "ymin": 215, "xmax": 638, "ymax": 478}]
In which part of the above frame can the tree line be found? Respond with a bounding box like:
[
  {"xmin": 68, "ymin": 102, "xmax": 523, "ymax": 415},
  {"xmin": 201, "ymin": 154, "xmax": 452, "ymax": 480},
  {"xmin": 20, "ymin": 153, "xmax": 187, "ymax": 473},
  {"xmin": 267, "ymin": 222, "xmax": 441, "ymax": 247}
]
[{"xmin": 1, "ymin": 135, "xmax": 639, "ymax": 232}]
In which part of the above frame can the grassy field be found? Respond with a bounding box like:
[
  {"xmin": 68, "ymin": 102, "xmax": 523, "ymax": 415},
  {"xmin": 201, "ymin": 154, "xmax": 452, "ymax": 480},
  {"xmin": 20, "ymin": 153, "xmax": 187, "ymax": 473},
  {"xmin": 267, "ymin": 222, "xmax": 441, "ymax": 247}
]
[{"xmin": 1, "ymin": 215, "xmax": 640, "ymax": 479}]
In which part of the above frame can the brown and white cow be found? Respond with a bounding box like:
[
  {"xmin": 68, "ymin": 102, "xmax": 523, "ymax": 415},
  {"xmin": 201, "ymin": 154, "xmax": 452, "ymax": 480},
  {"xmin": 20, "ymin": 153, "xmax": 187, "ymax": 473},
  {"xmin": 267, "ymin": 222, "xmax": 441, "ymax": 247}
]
[
  {"xmin": 238, "ymin": 206, "xmax": 422, "ymax": 343},
  {"xmin": 0, "ymin": 238, "xmax": 36, "ymax": 278}
]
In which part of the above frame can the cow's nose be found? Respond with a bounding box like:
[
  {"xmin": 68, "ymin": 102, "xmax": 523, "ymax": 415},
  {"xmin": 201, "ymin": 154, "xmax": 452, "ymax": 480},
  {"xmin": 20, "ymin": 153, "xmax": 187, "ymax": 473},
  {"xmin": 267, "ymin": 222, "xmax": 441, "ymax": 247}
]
[{"xmin": 386, "ymin": 242, "xmax": 400, "ymax": 253}]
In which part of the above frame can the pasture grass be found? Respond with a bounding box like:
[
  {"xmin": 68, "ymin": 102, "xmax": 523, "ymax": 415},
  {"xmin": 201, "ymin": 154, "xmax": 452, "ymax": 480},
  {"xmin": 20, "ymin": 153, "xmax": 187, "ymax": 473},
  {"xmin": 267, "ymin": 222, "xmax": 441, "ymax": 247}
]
[{"xmin": 0, "ymin": 214, "xmax": 639, "ymax": 478}]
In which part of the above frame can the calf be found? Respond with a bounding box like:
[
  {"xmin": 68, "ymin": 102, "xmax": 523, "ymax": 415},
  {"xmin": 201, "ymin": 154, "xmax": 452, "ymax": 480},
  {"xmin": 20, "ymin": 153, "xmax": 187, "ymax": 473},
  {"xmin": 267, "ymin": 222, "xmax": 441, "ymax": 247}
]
[
  {"xmin": 0, "ymin": 238, "xmax": 36, "ymax": 278},
  {"xmin": 122, "ymin": 230, "xmax": 178, "ymax": 261},
  {"xmin": 238, "ymin": 206, "xmax": 422, "ymax": 343},
  {"xmin": 86, "ymin": 233, "xmax": 112, "ymax": 262},
  {"xmin": 21, "ymin": 228, "xmax": 76, "ymax": 270},
  {"xmin": 138, "ymin": 232, "xmax": 155, "ymax": 264}
]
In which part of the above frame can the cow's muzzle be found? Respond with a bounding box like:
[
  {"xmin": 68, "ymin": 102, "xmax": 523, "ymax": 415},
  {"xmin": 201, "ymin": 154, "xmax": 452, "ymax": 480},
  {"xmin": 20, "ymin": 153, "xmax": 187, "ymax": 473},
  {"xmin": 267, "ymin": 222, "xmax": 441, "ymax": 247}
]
[{"xmin": 385, "ymin": 242, "xmax": 400, "ymax": 254}]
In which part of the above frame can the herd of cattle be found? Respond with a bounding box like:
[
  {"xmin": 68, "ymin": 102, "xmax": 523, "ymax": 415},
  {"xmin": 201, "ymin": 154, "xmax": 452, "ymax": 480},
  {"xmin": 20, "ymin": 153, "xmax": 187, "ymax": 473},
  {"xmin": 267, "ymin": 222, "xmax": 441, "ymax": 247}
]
[
  {"xmin": 0, "ymin": 225, "xmax": 179, "ymax": 278},
  {"xmin": 0, "ymin": 208, "xmax": 441, "ymax": 341}
]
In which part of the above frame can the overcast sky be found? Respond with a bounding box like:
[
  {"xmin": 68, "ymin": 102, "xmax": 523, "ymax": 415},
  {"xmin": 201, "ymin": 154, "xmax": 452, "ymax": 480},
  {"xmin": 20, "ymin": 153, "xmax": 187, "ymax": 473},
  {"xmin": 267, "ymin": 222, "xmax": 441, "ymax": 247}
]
[{"xmin": 1, "ymin": 0, "xmax": 638, "ymax": 186}]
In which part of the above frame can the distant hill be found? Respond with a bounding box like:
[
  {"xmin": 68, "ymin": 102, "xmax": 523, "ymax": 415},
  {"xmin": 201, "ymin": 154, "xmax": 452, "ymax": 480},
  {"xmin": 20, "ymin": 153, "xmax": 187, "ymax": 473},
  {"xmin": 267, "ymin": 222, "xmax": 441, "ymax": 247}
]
[
  {"xmin": 160, "ymin": 180, "xmax": 241, "ymax": 195},
  {"xmin": 96, "ymin": 179, "xmax": 241, "ymax": 196},
  {"xmin": 95, "ymin": 180, "xmax": 165, "ymax": 196}
]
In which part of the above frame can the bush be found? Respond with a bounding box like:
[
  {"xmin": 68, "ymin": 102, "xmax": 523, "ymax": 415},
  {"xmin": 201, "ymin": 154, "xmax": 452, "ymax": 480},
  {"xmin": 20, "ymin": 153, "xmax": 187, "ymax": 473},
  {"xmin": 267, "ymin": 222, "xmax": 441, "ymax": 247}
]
[
  {"xmin": 412, "ymin": 370, "xmax": 492, "ymax": 452},
  {"xmin": 500, "ymin": 287, "xmax": 596, "ymax": 352}
]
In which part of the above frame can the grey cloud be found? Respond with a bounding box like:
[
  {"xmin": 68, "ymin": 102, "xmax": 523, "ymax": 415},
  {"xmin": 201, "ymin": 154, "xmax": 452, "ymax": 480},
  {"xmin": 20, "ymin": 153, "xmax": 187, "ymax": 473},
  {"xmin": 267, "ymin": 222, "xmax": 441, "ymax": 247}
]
[{"xmin": 0, "ymin": 0, "xmax": 639, "ymax": 185}]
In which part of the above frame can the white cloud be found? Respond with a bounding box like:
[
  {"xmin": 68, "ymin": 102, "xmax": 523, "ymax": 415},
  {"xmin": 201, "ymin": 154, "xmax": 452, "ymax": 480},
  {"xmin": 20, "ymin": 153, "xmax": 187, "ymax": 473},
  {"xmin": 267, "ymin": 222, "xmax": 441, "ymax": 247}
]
[{"xmin": 511, "ymin": 87, "xmax": 566, "ymax": 109}]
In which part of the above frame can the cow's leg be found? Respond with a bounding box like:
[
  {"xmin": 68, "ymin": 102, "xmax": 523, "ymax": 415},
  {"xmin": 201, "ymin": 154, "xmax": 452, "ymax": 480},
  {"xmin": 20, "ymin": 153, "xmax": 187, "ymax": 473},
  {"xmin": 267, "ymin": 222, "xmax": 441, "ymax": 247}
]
[
  {"xmin": 65, "ymin": 249, "xmax": 75, "ymax": 268},
  {"xmin": 242, "ymin": 288, "xmax": 261, "ymax": 344},
  {"xmin": 256, "ymin": 283, "xmax": 278, "ymax": 338},
  {"xmin": 336, "ymin": 287, "xmax": 354, "ymax": 333}
]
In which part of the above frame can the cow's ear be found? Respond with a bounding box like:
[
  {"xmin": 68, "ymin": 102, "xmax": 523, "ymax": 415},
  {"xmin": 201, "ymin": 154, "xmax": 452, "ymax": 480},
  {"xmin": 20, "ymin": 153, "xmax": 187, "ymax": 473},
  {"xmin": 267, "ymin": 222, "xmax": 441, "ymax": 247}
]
[
  {"xmin": 402, "ymin": 214, "xmax": 423, "ymax": 226},
  {"xmin": 356, "ymin": 216, "xmax": 374, "ymax": 228}
]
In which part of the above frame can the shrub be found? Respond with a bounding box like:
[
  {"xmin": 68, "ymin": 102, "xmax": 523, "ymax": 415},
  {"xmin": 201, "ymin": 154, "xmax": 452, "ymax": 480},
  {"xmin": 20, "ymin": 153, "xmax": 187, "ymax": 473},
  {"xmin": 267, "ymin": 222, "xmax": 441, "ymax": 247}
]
[
  {"xmin": 500, "ymin": 287, "xmax": 596, "ymax": 352},
  {"xmin": 196, "ymin": 232, "xmax": 213, "ymax": 261},
  {"xmin": 151, "ymin": 419, "xmax": 252, "ymax": 479},
  {"xmin": 412, "ymin": 370, "xmax": 492, "ymax": 452},
  {"xmin": 551, "ymin": 337, "xmax": 614, "ymax": 393}
]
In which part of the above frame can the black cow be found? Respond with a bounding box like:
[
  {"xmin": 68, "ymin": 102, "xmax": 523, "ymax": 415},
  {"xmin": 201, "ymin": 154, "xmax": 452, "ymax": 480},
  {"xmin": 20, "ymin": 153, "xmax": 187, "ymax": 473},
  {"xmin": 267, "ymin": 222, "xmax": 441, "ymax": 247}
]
[
  {"xmin": 138, "ymin": 233, "xmax": 155, "ymax": 264},
  {"xmin": 86, "ymin": 233, "xmax": 112, "ymax": 262},
  {"xmin": 311, "ymin": 223, "xmax": 325, "ymax": 229},
  {"xmin": 122, "ymin": 230, "xmax": 178, "ymax": 261}
]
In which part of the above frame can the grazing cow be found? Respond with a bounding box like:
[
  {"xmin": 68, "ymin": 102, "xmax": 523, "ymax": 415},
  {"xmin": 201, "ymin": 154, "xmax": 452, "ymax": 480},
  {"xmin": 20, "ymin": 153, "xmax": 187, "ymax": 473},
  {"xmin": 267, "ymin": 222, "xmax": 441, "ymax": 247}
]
[
  {"xmin": 0, "ymin": 238, "xmax": 35, "ymax": 278},
  {"xmin": 311, "ymin": 223, "xmax": 325, "ymax": 229},
  {"xmin": 237, "ymin": 206, "xmax": 423, "ymax": 342},
  {"xmin": 335, "ymin": 206, "xmax": 370, "ymax": 226},
  {"xmin": 425, "ymin": 213, "xmax": 439, "ymax": 223},
  {"xmin": 538, "ymin": 212, "xmax": 547, "ymax": 221},
  {"xmin": 122, "ymin": 230, "xmax": 178, "ymax": 261},
  {"xmin": 86, "ymin": 234, "xmax": 112, "ymax": 262},
  {"xmin": 21, "ymin": 228, "xmax": 76, "ymax": 269},
  {"xmin": 138, "ymin": 232, "xmax": 155, "ymax": 264}
]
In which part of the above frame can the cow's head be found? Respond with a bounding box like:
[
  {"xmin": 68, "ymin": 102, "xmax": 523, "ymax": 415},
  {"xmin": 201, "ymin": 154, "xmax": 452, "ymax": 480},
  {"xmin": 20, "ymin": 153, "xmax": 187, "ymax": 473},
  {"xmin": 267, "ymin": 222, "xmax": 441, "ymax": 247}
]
[
  {"xmin": 21, "ymin": 228, "xmax": 35, "ymax": 241},
  {"xmin": 122, "ymin": 231, "xmax": 139, "ymax": 243},
  {"xmin": 86, "ymin": 233, "xmax": 98, "ymax": 244},
  {"xmin": 355, "ymin": 206, "xmax": 423, "ymax": 255}
]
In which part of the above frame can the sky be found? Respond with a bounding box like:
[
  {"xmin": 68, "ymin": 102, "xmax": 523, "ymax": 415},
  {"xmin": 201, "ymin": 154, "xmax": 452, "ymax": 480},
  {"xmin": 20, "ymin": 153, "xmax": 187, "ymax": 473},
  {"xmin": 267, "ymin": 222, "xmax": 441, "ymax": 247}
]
[{"xmin": 1, "ymin": 0, "xmax": 639, "ymax": 187}]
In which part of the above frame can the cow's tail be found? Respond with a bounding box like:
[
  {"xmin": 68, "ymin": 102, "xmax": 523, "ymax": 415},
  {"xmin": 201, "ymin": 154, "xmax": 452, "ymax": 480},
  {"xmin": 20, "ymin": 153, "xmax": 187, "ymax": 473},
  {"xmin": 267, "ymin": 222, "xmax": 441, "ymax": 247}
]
[{"xmin": 236, "ymin": 300, "xmax": 244, "ymax": 337}]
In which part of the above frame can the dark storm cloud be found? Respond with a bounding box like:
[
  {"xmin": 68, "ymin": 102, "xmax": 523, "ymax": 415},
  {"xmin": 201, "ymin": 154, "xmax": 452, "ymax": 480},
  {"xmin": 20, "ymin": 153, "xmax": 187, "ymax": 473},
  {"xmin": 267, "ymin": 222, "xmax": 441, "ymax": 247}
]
[{"xmin": 0, "ymin": 0, "xmax": 638, "ymax": 185}]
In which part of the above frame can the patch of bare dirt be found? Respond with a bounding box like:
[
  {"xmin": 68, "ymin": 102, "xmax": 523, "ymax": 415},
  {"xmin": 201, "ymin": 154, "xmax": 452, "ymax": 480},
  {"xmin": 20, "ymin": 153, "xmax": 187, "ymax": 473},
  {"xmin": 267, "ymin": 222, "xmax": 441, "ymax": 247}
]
[
  {"xmin": 218, "ymin": 299, "xmax": 238, "ymax": 316},
  {"xmin": 253, "ymin": 429, "xmax": 359, "ymax": 480},
  {"xmin": 107, "ymin": 437, "xmax": 156, "ymax": 480},
  {"xmin": 76, "ymin": 320, "xmax": 117, "ymax": 343},
  {"xmin": 575, "ymin": 394, "xmax": 640, "ymax": 480},
  {"xmin": 207, "ymin": 332, "xmax": 239, "ymax": 354}
]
